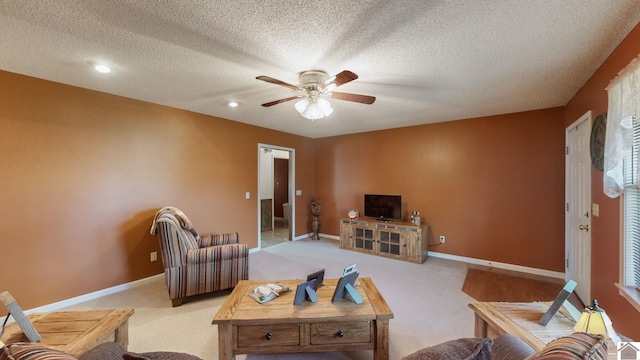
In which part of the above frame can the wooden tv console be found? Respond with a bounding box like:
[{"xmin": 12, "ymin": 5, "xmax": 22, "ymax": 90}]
[{"xmin": 340, "ymin": 218, "xmax": 428, "ymax": 263}]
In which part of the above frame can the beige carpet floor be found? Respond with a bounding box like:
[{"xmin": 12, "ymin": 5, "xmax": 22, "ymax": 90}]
[{"xmin": 61, "ymin": 238, "xmax": 563, "ymax": 359}]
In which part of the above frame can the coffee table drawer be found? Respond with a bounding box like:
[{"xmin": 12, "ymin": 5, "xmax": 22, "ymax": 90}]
[
  {"xmin": 310, "ymin": 321, "xmax": 371, "ymax": 345},
  {"xmin": 237, "ymin": 324, "xmax": 300, "ymax": 347}
]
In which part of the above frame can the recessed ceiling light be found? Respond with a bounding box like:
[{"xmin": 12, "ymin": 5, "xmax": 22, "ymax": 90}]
[
  {"xmin": 94, "ymin": 64, "xmax": 112, "ymax": 73},
  {"xmin": 228, "ymin": 101, "xmax": 238, "ymax": 107}
]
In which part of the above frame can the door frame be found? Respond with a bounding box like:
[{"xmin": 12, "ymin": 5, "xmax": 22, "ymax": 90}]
[
  {"xmin": 257, "ymin": 143, "xmax": 295, "ymax": 249},
  {"xmin": 565, "ymin": 111, "xmax": 592, "ymax": 304}
]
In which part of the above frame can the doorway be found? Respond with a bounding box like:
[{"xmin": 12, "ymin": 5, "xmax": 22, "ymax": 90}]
[
  {"xmin": 258, "ymin": 144, "xmax": 295, "ymax": 249},
  {"xmin": 565, "ymin": 111, "xmax": 592, "ymax": 304}
]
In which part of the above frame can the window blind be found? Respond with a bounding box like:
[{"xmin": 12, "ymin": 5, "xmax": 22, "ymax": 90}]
[{"xmin": 623, "ymin": 117, "xmax": 640, "ymax": 290}]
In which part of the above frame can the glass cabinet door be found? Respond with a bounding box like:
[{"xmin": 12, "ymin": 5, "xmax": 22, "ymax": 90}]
[
  {"xmin": 378, "ymin": 230, "xmax": 401, "ymax": 256},
  {"xmin": 354, "ymin": 227, "xmax": 375, "ymax": 250}
]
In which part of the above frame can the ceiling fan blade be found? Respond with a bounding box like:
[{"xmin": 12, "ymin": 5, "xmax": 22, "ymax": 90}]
[
  {"xmin": 323, "ymin": 70, "xmax": 358, "ymax": 90},
  {"xmin": 256, "ymin": 76, "xmax": 300, "ymax": 90},
  {"xmin": 331, "ymin": 92, "xmax": 376, "ymax": 104},
  {"xmin": 261, "ymin": 96, "xmax": 300, "ymax": 107}
]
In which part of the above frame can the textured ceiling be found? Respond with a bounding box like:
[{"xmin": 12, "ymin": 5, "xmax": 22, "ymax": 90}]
[{"xmin": 1, "ymin": 1, "xmax": 640, "ymax": 138}]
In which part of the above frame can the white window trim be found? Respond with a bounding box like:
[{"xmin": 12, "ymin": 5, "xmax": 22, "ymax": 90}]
[
  {"xmin": 607, "ymin": 53, "xmax": 640, "ymax": 312},
  {"xmin": 616, "ymin": 283, "xmax": 640, "ymax": 312},
  {"xmin": 617, "ymin": 190, "xmax": 640, "ymax": 312}
]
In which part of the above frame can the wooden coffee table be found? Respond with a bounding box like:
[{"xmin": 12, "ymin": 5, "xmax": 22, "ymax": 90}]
[
  {"xmin": 1, "ymin": 308, "xmax": 134, "ymax": 356},
  {"xmin": 212, "ymin": 277, "xmax": 393, "ymax": 360}
]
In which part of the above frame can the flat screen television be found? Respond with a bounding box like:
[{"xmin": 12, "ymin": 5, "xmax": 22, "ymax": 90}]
[{"xmin": 364, "ymin": 194, "xmax": 402, "ymax": 221}]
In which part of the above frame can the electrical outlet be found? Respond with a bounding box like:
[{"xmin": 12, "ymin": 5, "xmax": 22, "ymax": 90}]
[
  {"xmin": 439, "ymin": 235, "xmax": 446, "ymax": 244},
  {"xmin": 150, "ymin": 251, "xmax": 158, "ymax": 262}
]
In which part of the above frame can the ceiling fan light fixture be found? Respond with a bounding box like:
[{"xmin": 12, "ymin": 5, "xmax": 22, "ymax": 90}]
[
  {"xmin": 296, "ymin": 97, "xmax": 333, "ymax": 121},
  {"xmin": 257, "ymin": 69, "xmax": 374, "ymax": 120},
  {"xmin": 295, "ymin": 99, "xmax": 309, "ymax": 113},
  {"xmin": 317, "ymin": 97, "xmax": 331, "ymax": 109},
  {"xmin": 302, "ymin": 105, "xmax": 322, "ymax": 120}
]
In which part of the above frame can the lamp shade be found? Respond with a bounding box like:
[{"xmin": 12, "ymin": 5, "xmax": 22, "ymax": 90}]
[
  {"xmin": 295, "ymin": 99, "xmax": 309, "ymax": 113},
  {"xmin": 295, "ymin": 97, "xmax": 333, "ymax": 120},
  {"xmin": 573, "ymin": 308, "xmax": 607, "ymax": 334},
  {"xmin": 573, "ymin": 299, "xmax": 621, "ymax": 344}
]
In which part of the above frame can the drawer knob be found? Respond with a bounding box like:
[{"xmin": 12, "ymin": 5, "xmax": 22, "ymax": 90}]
[
  {"xmin": 337, "ymin": 330, "xmax": 344, "ymax": 337},
  {"xmin": 265, "ymin": 332, "xmax": 272, "ymax": 340}
]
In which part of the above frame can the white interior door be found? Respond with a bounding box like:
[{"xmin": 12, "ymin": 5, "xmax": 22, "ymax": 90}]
[{"xmin": 565, "ymin": 111, "xmax": 592, "ymax": 304}]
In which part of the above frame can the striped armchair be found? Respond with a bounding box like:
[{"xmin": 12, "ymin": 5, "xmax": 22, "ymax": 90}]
[{"xmin": 150, "ymin": 207, "xmax": 249, "ymax": 306}]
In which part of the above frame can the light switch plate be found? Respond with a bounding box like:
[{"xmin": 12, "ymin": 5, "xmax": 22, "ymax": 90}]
[
  {"xmin": 592, "ymin": 203, "xmax": 599, "ymax": 217},
  {"xmin": 296, "ymin": 190, "xmax": 302, "ymax": 196},
  {"xmin": 245, "ymin": 192, "xmax": 250, "ymax": 199}
]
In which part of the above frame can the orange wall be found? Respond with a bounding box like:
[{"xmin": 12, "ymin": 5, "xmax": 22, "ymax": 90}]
[
  {"xmin": 314, "ymin": 108, "xmax": 566, "ymax": 272},
  {"xmin": 2, "ymin": 21, "xmax": 640, "ymax": 341},
  {"xmin": 0, "ymin": 70, "xmax": 315, "ymax": 310},
  {"xmin": 564, "ymin": 23, "xmax": 640, "ymax": 340}
]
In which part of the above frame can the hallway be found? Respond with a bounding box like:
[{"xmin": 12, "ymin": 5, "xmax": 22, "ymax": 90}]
[{"xmin": 261, "ymin": 218, "xmax": 289, "ymax": 248}]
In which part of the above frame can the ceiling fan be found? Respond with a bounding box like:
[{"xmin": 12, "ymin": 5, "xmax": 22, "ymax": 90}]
[{"xmin": 256, "ymin": 70, "xmax": 376, "ymax": 120}]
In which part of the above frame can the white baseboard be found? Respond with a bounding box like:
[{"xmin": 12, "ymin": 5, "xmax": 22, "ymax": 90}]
[
  {"xmin": 252, "ymin": 233, "xmax": 338, "ymax": 253},
  {"xmin": 297, "ymin": 233, "xmax": 339, "ymax": 241},
  {"xmin": 294, "ymin": 233, "xmax": 313, "ymax": 241},
  {"xmin": 9, "ymin": 243, "xmax": 562, "ymax": 324},
  {"xmin": 428, "ymin": 251, "xmax": 565, "ymax": 279},
  {"xmin": 13, "ymin": 274, "xmax": 165, "ymax": 319},
  {"xmin": 258, "ymin": 234, "xmax": 563, "ymax": 279},
  {"xmin": 311, "ymin": 235, "xmax": 561, "ymax": 279},
  {"xmin": 251, "ymin": 233, "xmax": 315, "ymax": 252},
  {"xmin": 288, "ymin": 233, "xmax": 339, "ymax": 241}
]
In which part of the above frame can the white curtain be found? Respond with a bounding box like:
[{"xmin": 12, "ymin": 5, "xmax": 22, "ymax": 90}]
[{"xmin": 604, "ymin": 54, "xmax": 640, "ymax": 198}]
